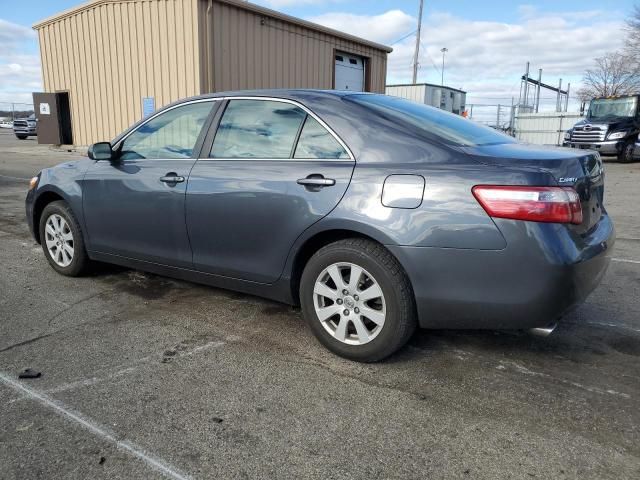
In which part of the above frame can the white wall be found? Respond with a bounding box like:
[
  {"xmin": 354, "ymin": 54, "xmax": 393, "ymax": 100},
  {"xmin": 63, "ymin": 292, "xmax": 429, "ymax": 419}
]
[
  {"xmin": 385, "ymin": 85, "xmax": 426, "ymax": 103},
  {"xmin": 515, "ymin": 112, "xmax": 583, "ymax": 145},
  {"xmin": 385, "ymin": 85, "xmax": 466, "ymax": 114}
]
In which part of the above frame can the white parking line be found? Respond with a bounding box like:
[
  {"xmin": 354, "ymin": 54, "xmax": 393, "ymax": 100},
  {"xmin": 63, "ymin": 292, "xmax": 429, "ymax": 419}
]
[
  {"xmin": 0, "ymin": 174, "xmax": 29, "ymax": 181},
  {"xmin": 612, "ymin": 257, "xmax": 640, "ymax": 265},
  {"xmin": 45, "ymin": 340, "xmax": 226, "ymax": 395},
  {"xmin": 496, "ymin": 361, "xmax": 631, "ymax": 399},
  {"xmin": 0, "ymin": 373, "xmax": 193, "ymax": 480}
]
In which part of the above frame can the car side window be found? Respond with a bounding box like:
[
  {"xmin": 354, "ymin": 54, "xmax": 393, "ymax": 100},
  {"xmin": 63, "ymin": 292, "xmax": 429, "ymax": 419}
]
[
  {"xmin": 119, "ymin": 101, "xmax": 213, "ymax": 160},
  {"xmin": 210, "ymin": 100, "xmax": 306, "ymax": 158},
  {"xmin": 294, "ymin": 116, "xmax": 349, "ymax": 159}
]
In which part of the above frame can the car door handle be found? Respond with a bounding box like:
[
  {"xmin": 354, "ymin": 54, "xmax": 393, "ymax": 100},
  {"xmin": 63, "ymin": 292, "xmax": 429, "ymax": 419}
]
[
  {"xmin": 160, "ymin": 174, "xmax": 185, "ymax": 184},
  {"xmin": 297, "ymin": 177, "xmax": 336, "ymax": 187}
]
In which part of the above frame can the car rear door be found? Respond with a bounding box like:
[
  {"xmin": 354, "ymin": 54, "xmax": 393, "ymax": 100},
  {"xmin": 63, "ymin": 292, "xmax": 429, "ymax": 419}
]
[
  {"xmin": 82, "ymin": 100, "xmax": 216, "ymax": 267},
  {"xmin": 186, "ymin": 98, "xmax": 355, "ymax": 283}
]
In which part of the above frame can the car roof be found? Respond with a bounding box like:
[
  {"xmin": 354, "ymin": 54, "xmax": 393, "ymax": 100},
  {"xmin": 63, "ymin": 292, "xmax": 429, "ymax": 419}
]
[
  {"xmin": 207, "ymin": 88, "xmax": 363, "ymax": 97},
  {"xmin": 186, "ymin": 89, "xmax": 376, "ymax": 103}
]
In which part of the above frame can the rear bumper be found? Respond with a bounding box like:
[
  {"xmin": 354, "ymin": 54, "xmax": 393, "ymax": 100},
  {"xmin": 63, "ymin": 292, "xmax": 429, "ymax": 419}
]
[
  {"xmin": 562, "ymin": 140, "xmax": 621, "ymax": 156},
  {"xmin": 389, "ymin": 214, "xmax": 615, "ymax": 330}
]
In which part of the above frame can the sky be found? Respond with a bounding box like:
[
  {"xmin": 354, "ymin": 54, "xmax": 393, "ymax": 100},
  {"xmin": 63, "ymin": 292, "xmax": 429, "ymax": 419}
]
[{"xmin": 0, "ymin": 0, "xmax": 635, "ymax": 111}]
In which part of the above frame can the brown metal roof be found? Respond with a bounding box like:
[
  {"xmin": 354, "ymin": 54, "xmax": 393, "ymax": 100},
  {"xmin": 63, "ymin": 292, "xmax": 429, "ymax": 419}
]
[
  {"xmin": 215, "ymin": 0, "xmax": 392, "ymax": 53},
  {"xmin": 33, "ymin": 0, "xmax": 393, "ymax": 53}
]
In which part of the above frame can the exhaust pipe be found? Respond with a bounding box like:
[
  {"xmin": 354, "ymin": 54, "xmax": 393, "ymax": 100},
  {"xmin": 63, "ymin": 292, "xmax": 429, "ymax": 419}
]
[{"xmin": 528, "ymin": 323, "xmax": 557, "ymax": 337}]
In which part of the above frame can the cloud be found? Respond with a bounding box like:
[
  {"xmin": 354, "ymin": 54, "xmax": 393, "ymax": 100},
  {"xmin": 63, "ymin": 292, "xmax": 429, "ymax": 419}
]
[
  {"xmin": 307, "ymin": 8, "xmax": 626, "ymax": 108},
  {"xmin": 307, "ymin": 10, "xmax": 415, "ymax": 45},
  {"xmin": 0, "ymin": 19, "xmax": 41, "ymax": 106},
  {"xmin": 0, "ymin": 18, "xmax": 35, "ymax": 46}
]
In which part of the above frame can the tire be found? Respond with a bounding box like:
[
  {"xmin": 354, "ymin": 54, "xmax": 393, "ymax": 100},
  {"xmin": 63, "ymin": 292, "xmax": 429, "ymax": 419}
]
[
  {"xmin": 300, "ymin": 238, "xmax": 416, "ymax": 362},
  {"xmin": 618, "ymin": 140, "xmax": 635, "ymax": 163},
  {"xmin": 39, "ymin": 200, "xmax": 90, "ymax": 276},
  {"xmin": 16, "ymin": 135, "xmax": 27, "ymax": 140}
]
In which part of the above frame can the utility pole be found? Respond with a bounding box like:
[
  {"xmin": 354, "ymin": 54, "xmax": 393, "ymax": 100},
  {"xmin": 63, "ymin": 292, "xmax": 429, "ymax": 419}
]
[
  {"xmin": 441, "ymin": 47, "xmax": 448, "ymax": 85},
  {"xmin": 556, "ymin": 78, "xmax": 563, "ymax": 112},
  {"xmin": 522, "ymin": 62, "xmax": 530, "ymax": 110},
  {"xmin": 412, "ymin": 0, "xmax": 424, "ymax": 84},
  {"xmin": 510, "ymin": 97, "xmax": 515, "ymax": 135},
  {"xmin": 535, "ymin": 68, "xmax": 542, "ymax": 113}
]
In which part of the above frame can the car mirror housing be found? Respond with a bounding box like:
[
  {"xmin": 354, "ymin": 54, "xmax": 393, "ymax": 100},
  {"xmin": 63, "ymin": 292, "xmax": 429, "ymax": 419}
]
[{"xmin": 88, "ymin": 142, "xmax": 114, "ymax": 161}]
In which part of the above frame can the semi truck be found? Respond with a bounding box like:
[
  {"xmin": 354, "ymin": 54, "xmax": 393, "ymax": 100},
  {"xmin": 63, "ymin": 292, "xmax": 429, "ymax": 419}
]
[{"xmin": 563, "ymin": 95, "xmax": 639, "ymax": 162}]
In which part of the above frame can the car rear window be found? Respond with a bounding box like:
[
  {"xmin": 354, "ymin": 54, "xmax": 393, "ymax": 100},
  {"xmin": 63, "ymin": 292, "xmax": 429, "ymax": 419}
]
[{"xmin": 347, "ymin": 94, "xmax": 517, "ymax": 147}]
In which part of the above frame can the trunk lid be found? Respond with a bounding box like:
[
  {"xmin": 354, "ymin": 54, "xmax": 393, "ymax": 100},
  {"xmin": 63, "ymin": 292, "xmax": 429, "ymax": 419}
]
[{"xmin": 461, "ymin": 143, "xmax": 605, "ymax": 232}]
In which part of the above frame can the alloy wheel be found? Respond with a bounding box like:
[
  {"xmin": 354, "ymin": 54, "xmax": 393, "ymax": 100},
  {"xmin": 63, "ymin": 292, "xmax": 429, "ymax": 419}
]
[
  {"xmin": 313, "ymin": 262, "xmax": 386, "ymax": 345},
  {"xmin": 625, "ymin": 144, "xmax": 634, "ymax": 162},
  {"xmin": 44, "ymin": 214, "xmax": 74, "ymax": 267}
]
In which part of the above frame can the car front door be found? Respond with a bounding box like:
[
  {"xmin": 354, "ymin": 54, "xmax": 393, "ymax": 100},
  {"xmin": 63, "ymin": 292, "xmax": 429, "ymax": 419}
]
[
  {"xmin": 82, "ymin": 100, "xmax": 216, "ymax": 267},
  {"xmin": 186, "ymin": 98, "xmax": 355, "ymax": 283}
]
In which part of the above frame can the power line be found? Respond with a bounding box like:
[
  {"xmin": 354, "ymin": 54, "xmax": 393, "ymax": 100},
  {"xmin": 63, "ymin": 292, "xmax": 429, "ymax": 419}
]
[
  {"xmin": 390, "ymin": 29, "xmax": 417, "ymax": 46},
  {"xmin": 418, "ymin": 39, "xmax": 442, "ymax": 77}
]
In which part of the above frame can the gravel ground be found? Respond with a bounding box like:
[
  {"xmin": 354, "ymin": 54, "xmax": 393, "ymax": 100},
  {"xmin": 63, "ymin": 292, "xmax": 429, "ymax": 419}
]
[{"xmin": 0, "ymin": 129, "xmax": 639, "ymax": 480}]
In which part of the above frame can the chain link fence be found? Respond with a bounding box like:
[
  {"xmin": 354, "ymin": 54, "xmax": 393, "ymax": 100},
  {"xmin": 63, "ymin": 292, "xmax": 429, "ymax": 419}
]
[
  {"xmin": 0, "ymin": 103, "xmax": 35, "ymax": 123},
  {"xmin": 466, "ymin": 103, "xmax": 516, "ymax": 134}
]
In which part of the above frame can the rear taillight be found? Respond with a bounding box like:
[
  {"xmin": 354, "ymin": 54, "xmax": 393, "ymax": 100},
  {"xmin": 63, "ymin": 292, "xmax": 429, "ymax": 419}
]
[{"xmin": 472, "ymin": 185, "xmax": 583, "ymax": 225}]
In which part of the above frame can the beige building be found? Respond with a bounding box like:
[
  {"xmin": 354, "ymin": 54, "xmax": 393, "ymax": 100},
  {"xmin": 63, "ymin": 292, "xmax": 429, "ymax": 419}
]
[{"xmin": 33, "ymin": 0, "xmax": 391, "ymax": 146}]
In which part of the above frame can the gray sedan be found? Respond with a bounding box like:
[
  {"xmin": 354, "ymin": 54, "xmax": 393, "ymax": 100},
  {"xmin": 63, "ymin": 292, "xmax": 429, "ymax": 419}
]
[{"xmin": 25, "ymin": 90, "xmax": 614, "ymax": 362}]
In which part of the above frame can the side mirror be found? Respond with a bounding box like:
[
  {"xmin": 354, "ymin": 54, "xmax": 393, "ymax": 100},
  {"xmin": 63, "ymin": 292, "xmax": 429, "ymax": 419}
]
[{"xmin": 88, "ymin": 142, "xmax": 114, "ymax": 161}]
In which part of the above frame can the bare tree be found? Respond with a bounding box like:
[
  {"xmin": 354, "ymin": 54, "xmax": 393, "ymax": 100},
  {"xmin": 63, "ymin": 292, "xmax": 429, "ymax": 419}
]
[
  {"xmin": 577, "ymin": 52, "xmax": 640, "ymax": 101},
  {"xmin": 626, "ymin": 4, "xmax": 640, "ymax": 59}
]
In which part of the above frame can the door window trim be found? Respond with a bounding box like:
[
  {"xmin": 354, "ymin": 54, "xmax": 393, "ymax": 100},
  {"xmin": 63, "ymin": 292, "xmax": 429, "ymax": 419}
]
[
  {"xmin": 203, "ymin": 96, "xmax": 355, "ymax": 162},
  {"xmin": 111, "ymin": 99, "xmax": 221, "ymax": 159}
]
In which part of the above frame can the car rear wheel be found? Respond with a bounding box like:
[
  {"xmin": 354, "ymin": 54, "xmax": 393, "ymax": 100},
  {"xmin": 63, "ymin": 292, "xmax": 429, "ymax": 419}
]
[
  {"xmin": 300, "ymin": 238, "xmax": 416, "ymax": 362},
  {"xmin": 39, "ymin": 200, "xmax": 89, "ymax": 276},
  {"xmin": 618, "ymin": 140, "xmax": 635, "ymax": 163}
]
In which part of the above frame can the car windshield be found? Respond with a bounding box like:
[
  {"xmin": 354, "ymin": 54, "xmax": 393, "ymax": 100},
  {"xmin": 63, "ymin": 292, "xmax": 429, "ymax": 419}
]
[
  {"xmin": 347, "ymin": 94, "xmax": 516, "ymax": 147},
  {"xmin": 588, "ymin": 97, "xmax": 637, "ymax": 120}
]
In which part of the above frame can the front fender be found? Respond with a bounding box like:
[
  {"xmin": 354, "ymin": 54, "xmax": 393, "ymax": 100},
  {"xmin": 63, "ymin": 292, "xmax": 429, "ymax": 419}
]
[{"xmin": 27, "ymin": 159, "xmax": 92, "ymax": 243}]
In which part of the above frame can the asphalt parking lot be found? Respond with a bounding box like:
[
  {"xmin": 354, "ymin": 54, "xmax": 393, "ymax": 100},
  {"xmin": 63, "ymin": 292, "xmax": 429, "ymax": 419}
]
[{"xmin": 0, "ymin": 129, "xmax": 639, "ymax": 479}]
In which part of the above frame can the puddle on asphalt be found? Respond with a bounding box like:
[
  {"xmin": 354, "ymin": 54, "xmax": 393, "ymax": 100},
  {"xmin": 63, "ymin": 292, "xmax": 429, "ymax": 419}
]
[{"xmin": 112, "ymin": 271, "xmax": 177, "ymax": 300}]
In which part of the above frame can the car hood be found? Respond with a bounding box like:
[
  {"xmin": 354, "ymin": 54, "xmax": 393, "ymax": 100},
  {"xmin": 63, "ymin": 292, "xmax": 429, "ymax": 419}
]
[
  {"xmin": 40, "ymin": 158, "xmax": 92, "ymax": 184},
  {"xmin": 573, "ymin": 117, "xmax": 637, "ymax": 131}
]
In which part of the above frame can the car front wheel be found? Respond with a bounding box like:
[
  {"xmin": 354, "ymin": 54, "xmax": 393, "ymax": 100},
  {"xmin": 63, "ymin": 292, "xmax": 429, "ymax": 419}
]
[
  {"xmin": 39, "ymin": 200, "xmax": 89, "ymax": 276},
  {"xmin": 618, "ymin": 140, "xmax": 635, "ymax": 163},
  {"xmin": 300, "ymin": 238, "xmax": 416, "ymax": 362}
]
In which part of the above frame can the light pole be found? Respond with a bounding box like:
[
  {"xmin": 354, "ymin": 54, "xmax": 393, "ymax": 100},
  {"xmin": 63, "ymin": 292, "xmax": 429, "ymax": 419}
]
[{"xmin": 440, "ymin": 47, "xmax": 448, "ymax": 86}]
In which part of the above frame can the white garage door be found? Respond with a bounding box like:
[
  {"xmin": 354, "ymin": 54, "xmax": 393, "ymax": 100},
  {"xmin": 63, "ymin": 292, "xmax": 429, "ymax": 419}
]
[{"xmin": 334, "ymin": 52, "xmax": 365, "ymax": 91}]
